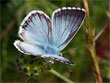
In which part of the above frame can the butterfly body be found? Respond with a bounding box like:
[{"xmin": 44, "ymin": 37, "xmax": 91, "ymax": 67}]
[
  {"xmin": 14, "ymin": 7, "xmax": 86, "ymax": 65},
  {"xmin": 43, "ymin": 45, "xmax": 58, "ymax": 55}
]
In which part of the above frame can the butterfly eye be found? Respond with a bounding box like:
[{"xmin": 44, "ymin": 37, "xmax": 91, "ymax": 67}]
[{"xmin": 58, "ymin": 52, "xmax": 62, "ymax": 56}]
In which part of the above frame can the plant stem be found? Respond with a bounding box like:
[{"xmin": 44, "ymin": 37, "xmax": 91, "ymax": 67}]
[
  {"xmin": 83, "ymin": 0, "xmax": 103, "ymax": 83},
  {"xmin": 89, "ymin": 45, "xmax": 102, "ymax": 83},
  {"xmin": 49, "ymin": 68, "xmax": 74, "ymax": 83}
]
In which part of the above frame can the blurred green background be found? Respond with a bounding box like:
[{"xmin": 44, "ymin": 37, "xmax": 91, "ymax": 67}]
[{"xmin": 0, "ymin": 0, "xmax": 109, "ymax": 82}]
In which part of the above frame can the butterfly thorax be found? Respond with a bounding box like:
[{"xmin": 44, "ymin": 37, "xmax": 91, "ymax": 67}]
[
  {"xmin": 42, "ymin": 45, "xmax": 59, "ymax": 64},
  {"xmin": 43, "ymin": 45, "xmax": 58, "ymax": 55}
]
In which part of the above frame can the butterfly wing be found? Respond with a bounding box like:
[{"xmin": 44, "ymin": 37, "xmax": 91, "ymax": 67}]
[
  {"xmin": 14, "ymin": 10, "xmax": 53, "ymax": 56},
  {"xmin": 19, "ymin": 10, "xmax": 52, "ymax": 46},
  {"xmin": 14, "ymin": 40, "xmax": 45, "ymax": 55},
  {"xmin": 41, "ymin": 54, "xmax": 75, "ymax": 65},
  {"xmin": 52, "ymin": 7, "xmax": 86, "ymax": 51},
  {"xmin": 14, "ymin": 40, "xmax": 74, "ymax": 65}
]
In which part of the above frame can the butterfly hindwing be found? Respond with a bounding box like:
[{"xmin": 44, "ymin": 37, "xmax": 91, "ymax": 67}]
[
  {"xmin": 14, "ymin": 40, "xmax": 45, "ymax": 55},
  {"xmin": 52, "ymin": 7, "xmax": 86, "ymax": 51},
  {"xmin": 14, "ymin": 40, "xmax": 74, "ymax": 65},
  {"xmin": 41, "ymin": 54, "xmax": 75, "ymax": 65}
]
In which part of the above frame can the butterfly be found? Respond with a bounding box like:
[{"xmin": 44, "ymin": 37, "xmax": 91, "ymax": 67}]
[{"xmin": 14, "ymin": 7, "xmax": 86, "ymax": 65}]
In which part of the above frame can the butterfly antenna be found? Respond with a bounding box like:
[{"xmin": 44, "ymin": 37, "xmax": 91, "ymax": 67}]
[
  {"xmin": 62, "ymin": 47, "xmax": 78, "ymax": 54},
  {"xmin": 62, "ymin": 50, "xmax": 69, "ymax": 54}
]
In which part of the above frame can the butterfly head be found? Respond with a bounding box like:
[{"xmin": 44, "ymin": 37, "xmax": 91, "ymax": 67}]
[{"xmin": 58, "ymin": 52, "xmax": 63, "ymax": 56}]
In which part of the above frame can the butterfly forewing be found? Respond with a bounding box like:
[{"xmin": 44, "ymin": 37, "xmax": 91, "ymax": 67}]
[
  {"xmin": 14, "ymin": 10, "xmax": 53, "ymax": 56},
  {"xmin": 19, "ymin": 10, "xmax": 52, "ymax": 46},
  {"xmin": 52, "ymin": 7, "xmax": 86, "ymax": 51}
]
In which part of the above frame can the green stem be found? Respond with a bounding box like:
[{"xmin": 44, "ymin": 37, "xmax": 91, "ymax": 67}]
[{"xmin": 49, "ymin": 68, "xmax": 74, "ymax": 83}]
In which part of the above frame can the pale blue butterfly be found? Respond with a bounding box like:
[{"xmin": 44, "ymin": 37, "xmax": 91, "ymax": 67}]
[{"xmin": 14, "ymin": 7, "xmax": 86, "ymax": 65}]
